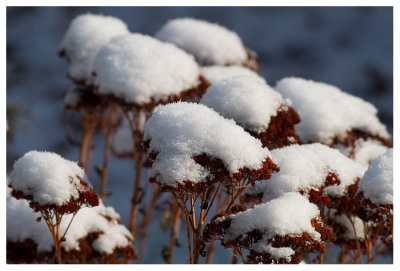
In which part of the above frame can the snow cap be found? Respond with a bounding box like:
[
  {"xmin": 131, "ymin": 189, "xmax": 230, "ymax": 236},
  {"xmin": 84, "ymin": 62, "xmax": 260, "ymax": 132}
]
[
  {"xmin": 156, "ymin": 18, "xmax": 247, "ymax": 66},
  {"xmin": 275, "ymin": 77, "xmax": 389, "ymax": 144},
  {"xmin": 60, "ymin": 14, "xmax": 129, "ymax": 84},
  {"xmin": 144, "ymin": 102, "xmax": 272, "ymax": 187},
  {"xmin": 201, "ymin": 76, "xmax": 286, "ymax": 133},
  {"xmin": 246, "ymin": 143, "xmax": 366, "ymax": 202},
  {"xmin": 359, "ymin": 149, "xmax": 393, "ymax": 204},
  {"xmin": 9, "ymin": 151, "xmax": 86, "ymax": 206},
  {"xmin": 93, "ymin": 33, "xmax": 200, "ymax": 105},
  {"xmin": 225, "ymin": 192, "xmax": 321, "ymax": 242},
  {"xmin": 201, "ymin": 66, "xmax": 266, "ymax": 85}
]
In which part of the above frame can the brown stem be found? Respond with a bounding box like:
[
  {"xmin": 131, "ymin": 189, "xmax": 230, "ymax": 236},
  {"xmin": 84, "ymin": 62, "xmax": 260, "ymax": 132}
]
[
  {"xmin": 204, "ymin": 183, "xmax": 220, "ymax": 220},
  {"xmin": 340, "ymin": 244, "xmax": 348, "ymax": 264},
  {"xmin": 205, "ymin": 241, "xmax": 216, "ymax": 264},
  {"xmin": 225, "ymin": 180, "xmax": 249, "ymax": 211},
  {"xmin": 166, "ymin": 200, "xmax": 182, "ymax": 264},
  {"xmin": 193, "ymin": 193, "xmax": 206, "ymax": 264},
  {"xmin": 136, "ymin": 184, "xmax": 161, "ymax": 262},
  {"xmin": 183, "ymin": 207, "xmax": 193, "ymax": 264},
  {"xmin": 348, "ymin": 215, "xmax": 363, "ymax": 264},
  {"xmin": 128, "ymin": 111, "xmax": 145, "ymax": 235},
  {"xmin": 99, "ymin": 105, "xmax": 118, "ymax": 201},
  {"xmin": 79, "ymin": 111, "xmax": 97, "ymax": 171},
  {"xmin": 319, "ymin": 251, "xmax": 325, "ymax": 264},
  {"xmin": 231, "ymin": 246, "xmax": 239, "ymax": 264}
]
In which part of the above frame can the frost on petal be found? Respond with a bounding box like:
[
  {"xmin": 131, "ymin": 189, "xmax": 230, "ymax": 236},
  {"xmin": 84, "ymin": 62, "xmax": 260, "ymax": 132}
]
[
  {"xmin": 144, "ymin": 102, "xmax": 278, "ymax": 191},
  {"xmin": 60, "ymin": 14, "xmax": 129, "ymax": 84},
  {"xmin": 275, "ymin": 77, "xmax": 391, "ymax": 146},
  {"xmin": 156, "ymin": 18, "xmax": 248, "ymax": 66},
  {"xmin": 9, "ymin": 151, "xmax": 98, "ymax": 210},
  {"xmin": 93, "ymin": 33, "xmax": 205, "ymax": 107},
  {"xmin": 200, "ymin": 76, "xmax": 301, "ymax": 149},
  {"xmin": 359, "ymin": 149, "xmax": 393, "ymax": 205}
]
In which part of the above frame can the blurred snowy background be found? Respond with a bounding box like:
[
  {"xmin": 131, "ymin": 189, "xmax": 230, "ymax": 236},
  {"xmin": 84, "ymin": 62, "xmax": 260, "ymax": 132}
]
[{"xmin": 6, "ymin": 7, "xmax": 393, "ymax": 263}]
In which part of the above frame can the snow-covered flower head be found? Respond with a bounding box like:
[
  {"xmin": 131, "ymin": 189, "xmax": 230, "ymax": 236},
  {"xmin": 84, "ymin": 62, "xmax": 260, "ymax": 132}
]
[
  {"xmin": 144, "ymin": 102, "xmax": 279, "ymax": 192},
  {"xmin": 60, "ymin": 13, "xmax": 129, "ymax": 85},
  {"xmin": 9, "ymin": 151, "xmax": 99, "ymax": 214}
]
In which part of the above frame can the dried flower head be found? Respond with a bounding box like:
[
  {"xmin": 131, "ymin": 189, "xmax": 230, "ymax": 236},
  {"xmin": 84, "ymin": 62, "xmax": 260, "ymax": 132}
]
[
  {"xmin": 144, "ymin": 102, "xmax": 279, "ymax": 193},
  {"xmin": 204, "ymin": 192, "xmax": 334, "ymax": 264}
]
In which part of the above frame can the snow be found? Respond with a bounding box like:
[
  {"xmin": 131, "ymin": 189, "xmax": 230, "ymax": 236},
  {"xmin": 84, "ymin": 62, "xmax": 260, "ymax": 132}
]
[
  {"xmin": 332, "ymin": 213, "xmax": 365, "ymax": 240},
  {"xmin": 143, "ymin": 102, "xmax": 271, "ymax": 187},
  {"xmin": 245, "ymin": 143, "xmax": 366, "ymax": 202},
  {"xmin": 201, "ymin": 66, "xmax": 266, "ymax": 85},
  {"xmin": 7, "ymin": 195, "xmax": 133, "ymax": 254},
  {"xmin": 155, "ymin": 18, "xmax": 247, "ymax": 66},
  {"xmin": 93, "ymin": 33, "xmax": 200, "ymax": 105},
  {"xmin": 60, "ymin": 13, "xmax": 129, "ymax": 84},
  {"xmin": 359, "ymin": 149, "xmax": 393, "ymax": 205},
  {"xmin": 250, "ymin": 243, "xmax": 295, "ymax": 261},
  {"xmin": 200, "ymin": 76, "xmax": 286, "ymax": 133},
  {"xmin": 275, "ymin": 77, "xmax": 390, "ymax": 144},
  {"xmin": 9, "ymin": 151, "xmax": 86, "ymax": 206},
  {"xmin": 338, "ymin": 139, "xmax": 389, "ymax": 167},
  {"xmin": 224, "ymin": 192, "xmax": 321, "ymax": 241}
]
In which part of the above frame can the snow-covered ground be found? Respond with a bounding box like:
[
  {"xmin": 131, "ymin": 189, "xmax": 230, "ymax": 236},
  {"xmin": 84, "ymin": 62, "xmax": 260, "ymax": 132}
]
[{"xmin": 6, "ymin": 7, "xmax": 393, "ymax": 264}]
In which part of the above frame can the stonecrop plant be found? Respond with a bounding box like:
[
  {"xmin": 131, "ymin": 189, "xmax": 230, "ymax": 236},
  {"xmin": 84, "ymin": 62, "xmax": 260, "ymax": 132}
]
[{"xmin": 7, "ymin": 12, "xmax": 393, "ymax": 265}]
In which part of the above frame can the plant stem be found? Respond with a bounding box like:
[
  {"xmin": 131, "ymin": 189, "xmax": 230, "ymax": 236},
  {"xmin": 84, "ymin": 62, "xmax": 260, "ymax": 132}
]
[
  {"xmin": 137, "ymin": 184, "xmax": 161, "ymax": 262},
  {"xmin": 79, "ymin": 110, "xmax": 97, "ymax": 172},
  {"xmin": 166, "ymin": 200, "xmax": 182, "ymax": 264},
  {"xmin": 99, "ymin": 105, "xmax": 118, "ymax": 201},
  {"xmin": 128, "ymin": 111, "xmax": 144, "ymax": 235}
]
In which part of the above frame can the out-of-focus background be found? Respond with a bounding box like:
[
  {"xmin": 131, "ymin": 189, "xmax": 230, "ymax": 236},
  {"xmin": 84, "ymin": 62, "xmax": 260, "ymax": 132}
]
[{"xmin": 6, "ymin": 7, "xmax": 393, "ymax": 263}]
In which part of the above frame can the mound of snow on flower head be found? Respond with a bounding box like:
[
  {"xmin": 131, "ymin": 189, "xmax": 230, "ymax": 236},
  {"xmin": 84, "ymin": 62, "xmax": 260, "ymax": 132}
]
[
  {"xmin": 60, "ymin": 14, "xmax": 129, "ymax": 83},
  {"xmin": 246, "ymin": 143, "xmax": 366, "ymax": 202},
  {"xmin": 275, "ymin": 77, "xmax": 389, "ymax": 144},
  {"xmin": 359, "ymin": 149, "xmax": 393, "ymax": 205},
  {"xmin": 201, "ymin": 66, "xmax": 265, "ymax": 84},
  {"xmin": 201, "ymin": 76, "xmax": 286, "ymax": 133},
  {"xmin": 9, "ymin": 151, "xmax": 86, "ymax": 205},
  {"xmin": 93, "ymin": 33, "xmax": 200, "ymax": 105},
  {"xmin": 144, "ymin": 102, "xmax": 271, "ymax": 187},
  {"xmin": 156, "ymin": 18, "xmax": 247, "ymax": 66}
]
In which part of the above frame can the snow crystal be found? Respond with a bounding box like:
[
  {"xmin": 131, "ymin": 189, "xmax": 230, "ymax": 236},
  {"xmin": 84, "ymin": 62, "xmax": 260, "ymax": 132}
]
[
  {"xmin": 155, "ymin": 18, "xmax": 247, "ymax": 66},
  {"xmin": 225, "ymin": 192, "xmax": 321, "ymax": 241},
  {"xmin": 7, "ymin": 195, "xmax": 133, "ymax": 254},
  {"xmin": 60, "ymin": 14, "xmax": 129, "ymax": 84},
  {"xmin": 359, "ymin": 149, "xmax": 393, "ymax": 205},
  {"xmin": 93, "ymin": 33, "xmax": 200, "ymax": 105},
  {"xmin": 275, "ymin": 77, "xmax": 390, "ymax": 144},
  {"xmin": 200, "ymin": 76, "xmax": 286, "ymax": 133},
  {"xmin": 246, "ymin": 143, "xmax": 366, "ymax": 202},
  {"xmin": 144, "ymin": 102, "xmax": 271, "ymax": 187},
  {"xmin": 201, "ymin": 66, "xmax": 266, "ymax": 85},
  {"xmin": 9, "ymin": 151, "xmax": 86, "ymax": 206}
]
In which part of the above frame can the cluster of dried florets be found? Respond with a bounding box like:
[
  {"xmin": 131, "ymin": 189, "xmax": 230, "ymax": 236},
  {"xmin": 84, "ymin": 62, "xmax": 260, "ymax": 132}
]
[{"xmin": 203, "ymin": 193, "xmax": 335, "ymax": 264}]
